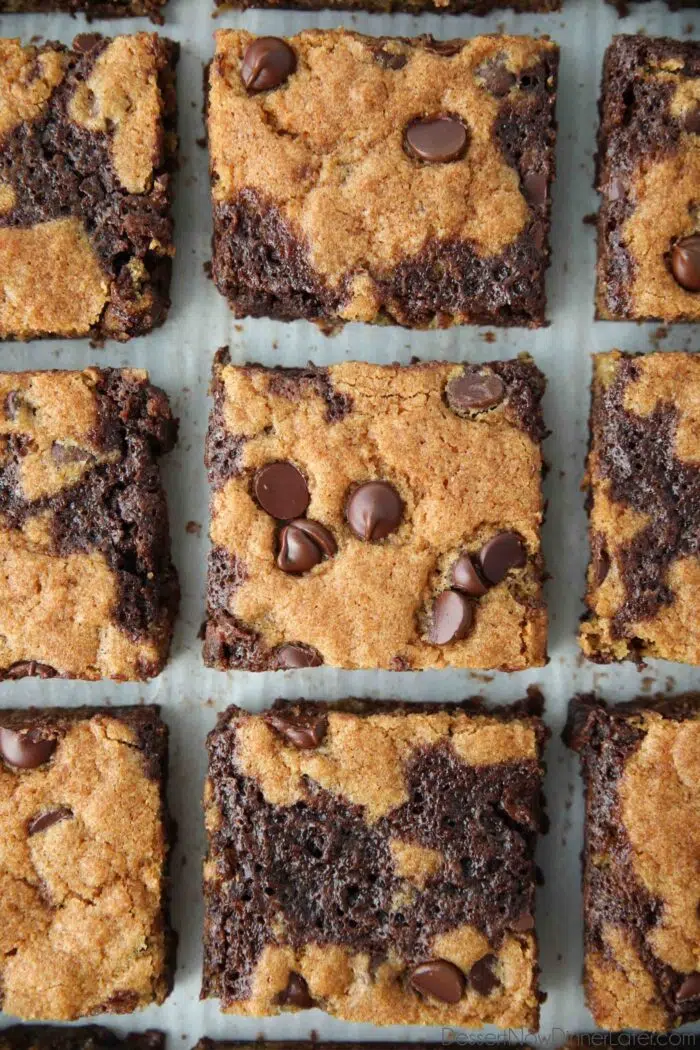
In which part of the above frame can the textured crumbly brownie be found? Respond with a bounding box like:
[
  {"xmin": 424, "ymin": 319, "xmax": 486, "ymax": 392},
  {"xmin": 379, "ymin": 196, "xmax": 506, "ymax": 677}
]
[
  {"xmin": 0, "ymin": 33, "xmax": 178, "ymax": 341},
  {"xmin": 207, "ymin": 30, "xmax": 558, "ymax": 329},
  {"xmin": 204, "ymin": 353, "xmax": 547, "ymax": 672},
  {"xmin": 0, "ymin": 0, "xmax": 167, "ymax": 19},
  {"xmin": 606, "ymin": 1, "xmax": 700, "ymax": 12},
  {"xmin": 580, "ymin": 351, "xmax": 700, "ymax": 666},
  {"xmin": 202, "ymin": 698, "xmax": 548, "ymax": 1028},
  {"xmin": 213, "ymin": 0, "xmax": 559, "ymax": 13},
  {"xmin": 0, "ymin": 707, "xmax": 175, "ymax": 1020},
  {"xmin": 0, "ymin": 367, "xmax": 179, "ymax": 681},
  {"xmin": 566, "ymin": 694, "xmax": 700, "ymax": 1031},
  {"xmin": 596, "ymin": 35, "xmax": 700, "ymax": 323},
  {"xmin": 1, "ymin": 1032, "xmax": 163, "ymax": 1050}
]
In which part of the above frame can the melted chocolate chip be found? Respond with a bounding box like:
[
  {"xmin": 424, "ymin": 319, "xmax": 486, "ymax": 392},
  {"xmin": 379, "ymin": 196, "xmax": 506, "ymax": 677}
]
[
  {"xmin": 422, "ymin": 38, "xmax": 463, "ymax": 58},
  {"xmin": 446, "ymin": 369, "xmax": 505, "ymax": 413},
  {"xmin": 277, "ymin": 518, "xmax": 336, "ymax": 575},
  {"xmin": 241, "ymin": 37, "xmax": 296, "ymax": 93},
  {"xmin": 280, "ymin": 971, "xmax": 314, "ymax": 1008},
  {"xmin": 373, "ymin": 47, "xmax": 407, "ymax": 71},
  {"xmin": 254, "ymin": 462, "xmax": 309, "ymax": 520},
  {"xmin": 4, "ymin": 661, "xmax": 58, "ymax": 679},
  {"xmin": 268, "ymin": 710, "xmax": 328, "ymax": 750},
  {"xmin": 276, "ymin": 644, "xmax": 323, "ymax": 669},
  {"xmin": 523, "ymin": 172, "xmax": 548, "ymax": 208},
  {"xmin": 671, "ymin": 235, "xmax": 700, "ymax": 293},
  {"xmin": 346, "ymin": 481, "xmax": 403, "ymax": 541},
  {"xmin": 510, "ymin": 911, "xmax": 535, "ymax": 932},
  {"xmin": 28, "ymin": 806, "xmax": 73, "ymax": 836},
  {"xmin": 430, "ymin": 590, "xmax": 474, "ymax": 645},
  {"xmin": 410, "ymin": 959, "xmax": 466, "ymax": 1003},
  {"xmin": 0, "ymin": 727, "xmax": 57, "ymax": 769},
  {"xmin": 678, "ymin": 974, "xmax": 700, "ymax": 1002},
  {"xmin": 452, "ymin": 553, "xmax": 489, "ymax": 597},
  {"xmin": 479, "ymin": 60, "xmax": 516, "ymax": 98},
  {"xmin": 479, "ymin": 532, "xmax": 527, "ymax": 585},
  {"xmin": 51, "ymin": 442, "xmax": 95, "ymax": 465},
  {"xmin": 685, "ymin": 105, "xmax": 700, "ymax": 134},
  {"xmin": 404, "ymin": 117, "xmax": 468, "ymax": 164},
  {"xmin": 469, "ymin": 953, "xmax": 500, "ymax": 996}
]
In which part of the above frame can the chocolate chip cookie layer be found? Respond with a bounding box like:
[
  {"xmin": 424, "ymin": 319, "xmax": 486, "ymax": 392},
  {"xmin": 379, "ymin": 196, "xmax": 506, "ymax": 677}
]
[
  {"xmin": 202, "ymin": 698, "xmax": 548, "ymax": 1028},
  {"xmin": 206, "ymin": 30, "xmax": 558, "ymax": 329},
  {"xmin": 566, "ymin": 694, "xmax": 700, "ymax": 1031},
  {"xmin": 0, "ymin": 707, "xmax": 174, "ymax": 1020},
  {"xmin": 204, "ymin": 352, "xmax": 547, "ymax": 672},
  {"xmin": 0, "ymin": 367, "xmax": 179, "ymax": 681},
  {"xmin": 0, "ymin": 33, "xmax": 178, "ymax": 341},
  {"xmin": 596, "ymin": 35, "xmax": 700, "ymax": 323},
  {"xmin": 581, "ymin": 351, "xmax": 700, "ymax": 666}
]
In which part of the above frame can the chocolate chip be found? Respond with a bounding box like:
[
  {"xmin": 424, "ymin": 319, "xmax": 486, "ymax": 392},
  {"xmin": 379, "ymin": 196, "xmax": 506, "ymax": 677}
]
[
  {"xmin": 469, "ymin": 954, "xmax": 500, "ymax": 996},
  {"xmin": 422, "ymin": 38, "xmax": 463, "ymax": 57},
  {"xmin": 4, "ymin": 661, "xmax": 58, "ymax": 679},
  {"xmin": 446, "ymin": 369, "xmax": 505, "ymax": 413},
  {"xmin": 346, "ymin": 481, "xmax": 403, "ymax": 541},
  {"xmin": 523, "ymin": 172, "xmax": 548, "ymax": 207},
  {"xmin": 28, "ymin": 807, "xmax": 72, "ymax": 836},
  {"xmin": 276, "ymin": 644, "xmax": 323, "ymax": 669},
  {"xmin": 685, "ymin": 105, "xmax": 700, "ymax": 134},
  {"xmin": 671, "ymin": 235, "xmax": 700, "ymax": 292},
  {"xmin": 478, "ymin": 60, "xmax": 516, "ymax": 97},
  {"xmin": 268, "ymin": 710, "xmax": 328, "ymax": 749},
  {"xmin": 73, "ymin": 33, "xmax": 103, "ymax": 53},
  {"xmin": 410, "ymin": 959, "xmax": 466, "ymax": 1003},
  {"xmin": 452, "ymin": 553, "xmax": 488, "ymax": 597},
  {"xmin": 51, "ymin": 442, "xmax": 95, "ymax": 465},
  {"xmin": 278, "ymin": 524, "xmax": 324, "ymax": 574},
  {"xmin": 678, "ymin": 974, "xmax": 700, "ymax": 1002},
  {"xmin": 254, "ymin": 462, "xmax": 309, "ymax": 520},
  {"xmin": 479, "ymin": 532, "xmax": 527, "ymax": 585},
  {"xmin": 404, "ymin": 117, "xmax": 468, "ymax": 164},
  {"xmin": 241, "ymin": 37, "xmax": 296, "ymax": 93},
  {"xmin": 280, "ymin": 972, "xmax": 314, "ymax": 1009},
  {"xmin": 374, "ymin": 47, "xmax": 407, "ymax": 70},
  {"xmin": 0, "ymin": 727, "xmax": 57, "ymax": 769},
  {"xmin": 430, "ymin": 590, "xmax": 474, "ymax": 645},
  {"xmin": 510, "ymin": 911, "xmax": 535, "ymax": 932}
]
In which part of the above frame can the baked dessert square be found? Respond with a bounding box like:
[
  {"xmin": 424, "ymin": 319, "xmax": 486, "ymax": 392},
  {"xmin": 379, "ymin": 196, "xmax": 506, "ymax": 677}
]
[
  {"xmin": 213, "ymin": 0, "xmax": 559, "ymax": 13},
  {"xmin": 0, "ymin": 0, "xmax": 168, "ymax": 19},
  {"xmin": 581, "ymin": 351, "xmax": 700, "ymax": 666},
  {"xmin": 596, "ymin": 35, "xmax": 700, "ymax": 323},
  {"xmin": 566, "ymin": 693, "xmax": 700, "ymax": 1032},
  {"xmin": 0, "ymin": 33, "xmax": 178, "ymax": 342},
  {"xmin": 207, "ymin": 29, "xmax": 558, "ymax": 330},
  {"xmin": 0, "ymin": 706, "xmax": 174, "ymax": 1020},
  {"xmin": 1, "ymin": 1033, "xmax": 163, "ymax": 1050},
  {"xmin": 606, "ymin": 1, "xmax": 700, "ymax": 12},
  {"xmin": 204, "ymin": 353, "xmax": 547, "ymax": 672},
  {"xmin": 202, "ymin": 698, "xmax": 547, "ymax": 1028},
  {"xmin": 0, "ymin": 367, "xmax": 179, "ymax": 681}
]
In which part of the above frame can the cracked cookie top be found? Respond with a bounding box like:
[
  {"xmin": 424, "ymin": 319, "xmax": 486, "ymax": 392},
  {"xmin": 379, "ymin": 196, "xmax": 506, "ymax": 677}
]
[
  {"xmin": 204, "ymin": 353, "xmax": 547, "ymax": 671},
  {"xmin": 203, "ymin": 699, "xmax": 547, "ymax": 1028},
  {"xmin": 0, "ymin": 706, "xmax": 173, "ymax": 1021}
]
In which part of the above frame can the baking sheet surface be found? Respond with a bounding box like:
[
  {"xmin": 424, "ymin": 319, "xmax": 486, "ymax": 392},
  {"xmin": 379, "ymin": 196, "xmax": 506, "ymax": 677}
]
[{"xmin": 0, "ymin": 0, "xmax": 699, "ymax": 1042}]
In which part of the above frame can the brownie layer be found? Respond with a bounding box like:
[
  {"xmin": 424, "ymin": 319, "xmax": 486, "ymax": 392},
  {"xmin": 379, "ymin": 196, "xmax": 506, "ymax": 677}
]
[
  {"xmin": 0, "ymin": 1031, "xmax": 164, "ymax": 1050},
  {"xmin": 213, "ymin": 0, "xmax": 559, "ymax": 12},
  {"xmin": 0, "ymin": 0, "xmax": 167, "ymax": 18},
  {"xmin": 202, "ymin": 699, "xmax": 547, "ymax": 1028},
  {"xmin": 0, "ymin": 367, "xmax": 179, "ymax": 680},
  {"xmin": 207, "ymin": 30, "xmax": 558, "ymax": 329},
  {"xmin": 566, "ymin": 694, "xmax": 700, "ymax": 1031},
  {"xmin": 0, "ymin": 34, "xmax": 178, "ymax": 341},
  {"xmin": 0, "ymin": 707, "xmax": 175, "ymax": 1020},
  {"xmin": 607, "ymin": 1, "xmax": 700, "ymax": 12},
  {"xmin": 596, "ymin": 35, "xmax": 700, "ymax": 323}
]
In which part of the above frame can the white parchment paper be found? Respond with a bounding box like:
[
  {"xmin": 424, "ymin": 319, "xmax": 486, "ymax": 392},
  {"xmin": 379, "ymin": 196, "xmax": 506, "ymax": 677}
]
[{"xmin": 0, "ymin": 0, "xmax": 699, "ymax": 1042}]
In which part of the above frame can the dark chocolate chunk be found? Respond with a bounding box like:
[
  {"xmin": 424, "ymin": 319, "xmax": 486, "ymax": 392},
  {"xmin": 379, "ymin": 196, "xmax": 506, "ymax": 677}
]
[
  {"xmin": 404, "ymin": 117, "xmax": 468, "ymax": 164},
  {"xmin": 678, "ymin": 974, "xmax": 700, "ymax": 1002},
  {"xmin": 685, "ymin": 105, "xmax": 700, "ymax": 134},
  {"xmin": 51, "ymin": 442, "xmax": 95, "ymax": 465},
  {"xmin": 267, "ymin": 710, "xmax": 328, "ymax": 749},
  {"xmin": 469, "ymin": 953, "xmax": 500, "ymax": 995},
  {"xmin": 346, "ymin": 481, "xmax": 403, "ymax": 541},
  {"xmin": 446, "ymin": 369, "xmax": 505, "ymax": 413},
  {"xmin": 28, "ymin": 806, "xmax": 73, "ymax": 836},
  {"xmin": 373, "ymin": 47, "xmax": 407, "ymax": 71},
  {"xmin": 479, "ymin": 532, "xmax": 527, "ymax": 585},
  {"xmin": 523, "ymin": 172, "xmax": 548, "ymax": 207},
  {"xmin": 241, "ymin": 37, "xmax": 296, "ymax": 93},
  {"xmin": 410, "ymin": 959, "xmax": 466, "ymax": 1003},
  {"xmin": 280, "ymin": 971, "xmax": 314, "ymax": 1008},
  {"xmin": 277, "ymin": 524, "xmax": 323, "ymax": 574},
  {"xmin": 254, "ymin": 462, "xmax": 310, "ymax": 520},
  {"xmin": 276, "ymin": 644, "xmax": 323, "ymax": 669},
  {"xmin": 452, "ymin": 553, "xmax": 489, "ymax": 597},
  {"xmin": 422, "ymin": 38, "xmax": 463, "ymax": 58},
  {"xmin": 510, "ymin": 910, "xmax": 535, "ymax": 932},
  {"xmin": 289, "ymin": 518, "xmax": 336, "ymax": 556},
  {"xmin": 671, "ymin": 235, "xmax": 700, "ymax": 293},
  {"xmin": 479, "ymin": 60, "xmax": 516, "ymax": 98},
  {"xmin": 0, "ymin": 727, "xmax": 57, "ymax": 769},
  {"xmin": 430, "ymin": 590, "xmax": 474, "ymax": 644}
]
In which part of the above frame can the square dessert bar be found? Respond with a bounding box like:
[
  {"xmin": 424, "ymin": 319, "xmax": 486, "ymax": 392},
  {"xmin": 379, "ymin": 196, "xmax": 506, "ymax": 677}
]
[
  {"xmin": 596, "ymin": 35, "xmax": 700, "ymax": 323},
  {"xmin": 213, "ymin": 0, "xmax": 558, "ymax": 12},
  {"xmin": 581, "ymin": 351, "xmax": 700, "ymax": 666},
  {"xmin": 0, "ymin": 367, "xmax": 179, "ymax": 681},
  {"xmin": 1, "ymin": 1034, "xmax": 163, "ymax": 1050},
  {"xmin": 207, "ymin": 30, "xmax": 558, "ymax": 329},
  {"xmin": 202, "ymin": 699, "xmax": 548, "ymax": 1028},
  {"xmin": 204, "ymin": 353, "xmax": 547, "ymax": 672},
  {"xmin": 0, "ymin": 707, "xmax": 174, "ymax": 1020},
  {"xmin": 0, "ymin": 34, "xmax": 178, "ymax": 341},
  {"xmin": 566, "ymin": 694, "xmax": 700, "ymax": 1031},
  {"xmin": 0, "ymin": 0, "xmax": 167, "ymax": 18}
]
